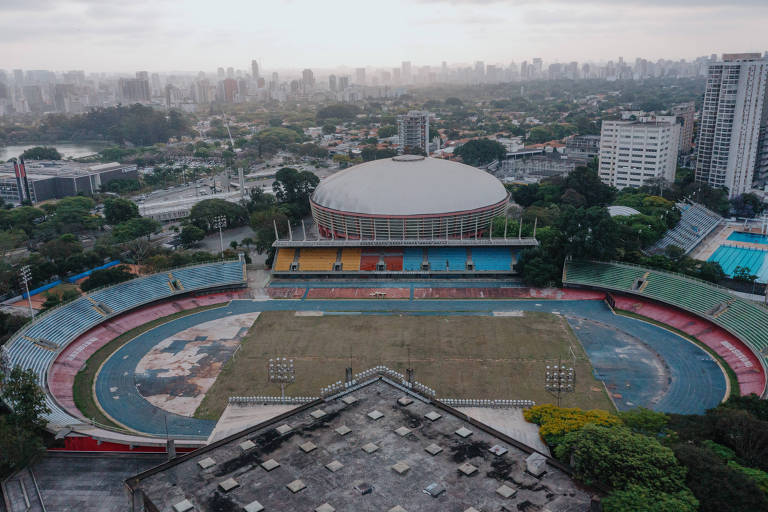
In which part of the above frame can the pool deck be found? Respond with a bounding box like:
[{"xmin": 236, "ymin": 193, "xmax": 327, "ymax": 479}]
[{"xmin": 692, "ymin": 223, "xmax": 768, "ymax": 260}]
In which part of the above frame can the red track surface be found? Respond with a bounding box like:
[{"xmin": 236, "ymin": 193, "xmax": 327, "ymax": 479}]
[
  {"xmin": 47, "ymin": 291, "xmax": 247, "ymax": 419},
  {"xmin": 414, "ymin": 288, "xmax": 605, "ymax": 299},
  {"xmin": 613, "ymin": 295, "xmax": 765, "ymax": 396},
  {"xmin": 306, "ymin": 288, "xmax": 411, "ymax": 299}
]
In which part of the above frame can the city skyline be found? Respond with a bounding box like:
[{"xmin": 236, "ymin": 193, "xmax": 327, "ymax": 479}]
[{"xmin": 1, "ymin": 0, "xmax": 767, "ymax": 71}]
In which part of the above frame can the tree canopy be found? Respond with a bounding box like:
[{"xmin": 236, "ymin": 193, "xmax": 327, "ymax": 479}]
[
  {"xmin": 454, "ymin": 139, "xmax": 506, "ymax": 166},
  {"xmin": 21, "ymin": 146, "xmax": 62, "ymax": 160},
  {"xmin": 103, "ymin": 197, "xmax": 139, "ymax": 225}
]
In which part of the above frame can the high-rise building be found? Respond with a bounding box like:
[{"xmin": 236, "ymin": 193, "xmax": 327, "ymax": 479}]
[
  {"xmin": 397, "ymin": 110, "xmax": 430, "ymax": 154},
  {"xmin": 355, "ymin": 68, "xmax": 366, "ymax": 85},
  {"xmin": 401, "ymin": 61, "xmax": 412, "ymax": 83},
  {"xmin": 217, "ymin": 67, "xmax": 225, "ymax": 79},
  {"xmin": 302, "ymin": 68, "xmax": 315, "ymax": 88},
  {"xmin": 670, "ymin": 101, "xmax": 695, "ymax": 154},
  {"xmin": 695, "ymin": 53, "xmax": 768, "ymax": 197},
  {"xmin": 136, "ymin": 71, "xmax": 149, "ymax": 81},
  {"xmin": 251, "ymin": 60, "xmax": 259, "ymax": 80},
  {"xmin": 598, "ymin": 115, "xmax": 680, "ymax": 189},
  {"xmin": 339, "ymin": 76, "xmax": 349, "ymax": 90},
  {"xmin": 328, "ymin": 74, "xmax": 337, "ymax": 92},
  {"xmin": 222, "ymin": 78, "xmax": 238, "ymax": 103},
  {"xmin": 119, "ymin": 78, "xmax": 150, "ymax": 102},
  {"xmin": 226, "ymin": 67, "xmax": 235, "ymax": 78}
]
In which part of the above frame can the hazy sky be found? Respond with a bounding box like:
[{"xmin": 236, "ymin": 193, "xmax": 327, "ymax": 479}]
[{"xmin": 2, "ymin": 0, "xmax": 767, "ymax": 73}]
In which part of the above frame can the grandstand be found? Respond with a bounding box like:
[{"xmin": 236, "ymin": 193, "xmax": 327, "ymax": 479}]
[
  {"xmin": 0, "ymin": 259, "xmax": 247, "ymax": 429},
  {"xmin": 564, "ymin": 259, "xmax": 768, "ymax": 391},
  {"xmin": 648, "ymin": 202, "xmax": 722, "ymax": 255},
  {"xmin": 273, "ymin": 242, "xmax": 530, "ymax": 276}
]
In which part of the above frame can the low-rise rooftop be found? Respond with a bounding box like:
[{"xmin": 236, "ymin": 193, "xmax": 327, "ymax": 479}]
[{"xmin": 127, "ymin": 377, "xmax": 591, "ymax": 511}]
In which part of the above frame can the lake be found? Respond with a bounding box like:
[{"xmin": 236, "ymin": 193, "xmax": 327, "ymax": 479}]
[{"xmin": 0, "ymin": 143, "xmax": 108, "ymax": 161}]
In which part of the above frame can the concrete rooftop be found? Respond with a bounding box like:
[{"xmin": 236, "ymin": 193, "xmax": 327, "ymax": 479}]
[{"xmin": 128, "ymin": 378, "xmax": 591, "ymax": 511}]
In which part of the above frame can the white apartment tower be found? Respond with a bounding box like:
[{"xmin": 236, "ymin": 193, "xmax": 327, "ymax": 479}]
[
  {"xmin": 397, "ymin": 110, "xmax": 430, "ymax": 154},
  {"xmin": 598, "ymin": 116, "xmax": 680, "ymax": 189},
  {"xmin": 696, "ymin": 53, "xmax": 768, "ymax": 197}
]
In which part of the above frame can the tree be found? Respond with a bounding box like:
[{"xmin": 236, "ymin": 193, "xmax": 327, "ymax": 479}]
[
  {"xmin": 111, "ymin": 217, "xmax": 160, "ymax": 243},
  {"xmin": 1, "ymin": 366, "xmax": 50, "ymax": 430},
  {"xmin": 272, "ymin": 167, "xmax": 319, "ymax": 218},
  {"xmin": 619, "ymin": 407, "xmax": 669, "ymax": 437},
  {"xmin": 733, "ymin": 265, "xmax": 758, "ymax": 283},
  {"xmin": 674, "ymin": 444, "xmax": 768, "ymax": 512},
  {"xmin": 21, "ymin": 146, "xmax": 62, "ymax": 160},
  {"xmin": 454, "ymin": 139, "xmax": 506, "ymax": 166},
  {"xmin": 555, "ymin": 425, "xmax": 690, "ymax": 495},
  {"xmin": 189, "ymin": 199, "xmax": 249, "ymax": 231},
  {"xmin": 103, "ymin": 197, "xmax": 139, "ymax": 225},
  {"xmin": 603, "ymin": 485, "xmax": 698, "ymax": 512},
  {"xmin": 377, "ymin": 125, "xmax": 397, "ymax": 138},
  {"xmin": 322, "ymin": 124, "xmax": 336, "ymax": 135},
  {"xmin": 229, "ymin": 240, "xmax": 239, "ymax": 250},
  {"xmin": 80, "ymin": 266, "xmax": 136, "ymax": 291},
  {"xmin": 180, "ymin": 225, "xmax": 205, "ymax": 247},
  {"xmin": 558, "ymin": 205, "xmax": 618, "ymax": 260},
  {"xmin": 565, "ymin": 167, "xmax": 615, "ymax": 207}
]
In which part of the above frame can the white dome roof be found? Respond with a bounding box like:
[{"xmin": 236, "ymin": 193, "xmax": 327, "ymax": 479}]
[{"xmin": 312, "ymin": 156, "xmax": 508, "ymax": 216}]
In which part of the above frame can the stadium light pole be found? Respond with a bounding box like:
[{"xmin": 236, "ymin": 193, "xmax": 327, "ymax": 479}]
[
  {"xmin": 19, "ymin": 265, "xmax": 35, "ymax": 323},
  {"xmin": 544, "ymin": 359, "xmax": 574, "ymax": 407},
  {"xmin": 212, "ymin": 215, "xmax": 226, "ymax": 258},
  {"xmin": 268, "ymin": 357, "xmax": 295, "ymax": 400}
]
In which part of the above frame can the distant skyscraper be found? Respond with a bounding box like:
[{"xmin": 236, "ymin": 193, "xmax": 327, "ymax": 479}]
[
  {"xmin": 217, "ymin": 67, "xmax": 225, "ymax": 79},
  {"xmin": 398, "ymin": 110, "xmax": 430, "ymax": 154},
  {"xmin": 222, "ymin": 78, "xmax": 238, "ymax": 103},
  {"xmin": 355, "ymin": 68, "xmax": 366, "ymax": 85},
  {"xmin": 13, "ymin": 69, "xmax": 23, "ymax": 85},
  {"xmin": 136, "ymin": 71, "xmax": 149, "ymax": 81},
  {"xmin": 302, "ymin": 68, "xmax": 315, "ymax": 88},
  {"xmin": 599, "ymin": 115, "xmax": 680, "ymax": 189},
  {"xmin": 696, "ymin": 53, "xmax": 768, "ymax": 197},
  {"xmin": 119, "ymin": 78, "xmax": 150, "ymax": 102},
  {"xmin": 392, "ymin": 68, "xmax": 401, "ymax": 84},
  {"xmin": 251, "ymin": 60, "xmax": 260, "ymax": 80},
  {"xmin": 328, "ymin": 74, "xmax": 337, "ymax": 92},
  {"xmin": 227, "ymin": 67, "xmax": 234, "ymax": 78},
  {"xmin": 339, "ymin": 76, "xmax": 349, "ymax": 90},
  {"xmin": 401, "ymin": 61, "xmax": 412, "ymax": 83}
]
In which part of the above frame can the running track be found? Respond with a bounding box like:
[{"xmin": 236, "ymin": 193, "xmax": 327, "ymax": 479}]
[{"xmin": 93, "ymin": 297, "xmax": 727, "ymax": 437}]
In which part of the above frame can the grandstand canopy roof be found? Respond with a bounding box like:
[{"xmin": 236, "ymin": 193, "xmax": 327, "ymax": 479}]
[
  {"xmin": 127, "ymin": 377, "xmax": 587, "ymax": 511},
  {"xmin": 311, "ymin": 155, "xmax": 508, "ymax": 216},
  {"xmin": 607, "ymin": 205, "xmax": 641, "ymax": 217}
]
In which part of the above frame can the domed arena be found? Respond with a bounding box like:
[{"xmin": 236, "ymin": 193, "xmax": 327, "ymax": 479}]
[{"xmin": 310, "ymin": 155, "xmax": 509, "ymax": 239}]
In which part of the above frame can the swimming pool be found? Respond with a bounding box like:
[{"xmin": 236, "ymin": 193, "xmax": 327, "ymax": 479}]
[
  {"xmin": 708, "ymin": 245, "xmax": 768, "ymax": 283},
  {"xmin": 728, "ymin": 231, "xmax": 768, "ymax": 245}
]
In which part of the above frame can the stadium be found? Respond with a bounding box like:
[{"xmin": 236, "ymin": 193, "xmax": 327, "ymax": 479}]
[{"xmin": 3, "ymin": 156, "xmax": 768, "ymax": 511}]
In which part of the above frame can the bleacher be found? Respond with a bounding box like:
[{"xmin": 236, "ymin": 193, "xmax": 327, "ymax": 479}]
[
  {"xmin": 298, "ymin": 248, "xmax": 338, "ymax": 271},
  {"xmin": 403, "ymin": 248, "xmax": 424, "ymax": 271},
  {"xmin": 472, "ymin": 247, "xmax": 513, "ymax": 271},
  {"xmin": 274, "ymin": 248, "xmax": 295, "ymax": 271},
  {"xmin": 648, "ymin": 202, "xmax": 722, "ymax": 255},
  {"xmin": 564, "ymin": 260, "xmax": 768, "ymax": 373},
  {"xmin": 1, "ymin": 260, "xmax": 246, "ymax": 429},
  {"xmin": 340, "ymin": 248, "xmax": 361, "ymax": 271},
  {"xmin": 428, "ymin": 248, "xmax": 467, "ymax": 271}
]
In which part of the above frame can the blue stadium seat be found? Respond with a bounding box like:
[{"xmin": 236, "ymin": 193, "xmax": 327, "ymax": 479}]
[
  {"xmin": 427, "ymin": 248, "xmax": 467, "ymax": 271},
  {"xmin": 471, "ymin": 248, "xmax": 512, "ymax": 271},
  {"xmin": 403, "ymin": 248, "xmax": 423, "ymax": 271}
]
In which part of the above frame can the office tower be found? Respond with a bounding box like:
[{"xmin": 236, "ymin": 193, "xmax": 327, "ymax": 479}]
[
  {"xmin": 222, "ymin": 78, "xmax": 238, "ymax": 102},
  {"xmin": 22, "ymin": 85, "xmax": 45, "ymax": 113},
  {"xmin": 251, "ymin": 60, "xmax": 260, "ymax": 80},
  {"xmin": 119, "ymin": 78, "xmax": 150, "ymax": 102},
  {"xmin": 328, "ymin": 74, "xmax": 337, "ymax": 92},
  {"xmin": 696, "ymin": 53, "xmax": 768, "ymax": 197},
  {"xmin": 532, "ymin": 58, "xmax": 543, "ymax": 76},
  {"xmin": 392, "ymin": 68, "xmax": 401, "ymax": 84},
  {"xmin": 474, "ymin": 61, "xmax": 485, "ymax": 80},
  {"xmin": 339, "ymin": 76, "xmax": 349, "ymax": 90},
  {"xmin": 598, "ymin": 115, "xmax": 680, "ymax": 189},
  {"xmin": 136, "ymin": 71, "xmax": 149, "ymax": 81},
  {"xmin": 401, "ymin": 61, "xmax": 412, "ymax": 83},
  {"xmin": 289, "ymin": 80, "xmax": 300, "ymax": 93},
  {"xmin": 150, "ymin": 73, "xmax": 161, "ymax": 96},
  {"xmin": 192, "ymin": 79, "xmax": 210, "ymax": 103},
  {"xmin": 670, "ymin": 102, "xmax": 695, "ymax": 155},
  {"xmin": 227, "ymin": 67, "xmax": 234, "ymax": 78},
  {"xmin": 355, "ymin": 68, "xmax": 366, "ymax": 85},
  {"xmin": 13, "ymin": 69, "xmax": 23, "ymax": 85},
  {"xmin": 397, "ymin": 110, "xmax": 430, "ymax": 154},
  {"xmin": 217, "ymin": 67, "xmax": 225, "ymax": 79},
  {"xmin": 302, "ymin": 68, "xmax": 315, "ymax": 87}
]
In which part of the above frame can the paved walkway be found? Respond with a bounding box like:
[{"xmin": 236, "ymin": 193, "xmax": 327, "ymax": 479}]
[{"xmin": 94, "ymin": 297, "xmax": 727, "ymax": 437}]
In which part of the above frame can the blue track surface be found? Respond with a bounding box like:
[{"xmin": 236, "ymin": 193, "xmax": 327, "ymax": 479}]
[{"xmin": 95, "ymin": 298, "xmax": 727, "ymax": 437}]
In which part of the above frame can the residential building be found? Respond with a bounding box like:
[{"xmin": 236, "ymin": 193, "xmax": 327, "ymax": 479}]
[
  {"xmin": 119, "ymin": 78, "xmax": 150, "ymax": 102},
  {"xmin": 696, "ymin": 53, "xmax": 768, "ymax": 196},
  {"xmin": 355, "ymin": 67, "xmax": 366, "ymax": 85},
  {"xmin": 598, "ymin": 116, "xmax": 680, "ymax": 189},
  {"xmin": 251, "ymin": 60, "xmax": 259, "ymax": 80},
  {"xmin": 397, "ymin": 110, "xmax": 430, "ymax": 154},
  {"xmin": 671, "ymin": 101, "xmax": 695, "ymax": 154},
  {"xmin": 328, "ymin": 74, "xmax": 337, "ymax": 92}
]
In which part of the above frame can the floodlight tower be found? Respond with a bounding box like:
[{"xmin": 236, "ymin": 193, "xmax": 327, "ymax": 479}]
[
  {"xmin": 268, "ymin": 357, "xmax": 295, "ymax": 399},
  {"xmin": 19, "ymin": 265, "xmax": 35, "ymax": 322},
  {"xmin": 212, "ymin": 215, "xmax": 226, "ymax": 258},
  {"xmin": 544, "ymin": 359, "xmax": 575, "ymax": 407}
]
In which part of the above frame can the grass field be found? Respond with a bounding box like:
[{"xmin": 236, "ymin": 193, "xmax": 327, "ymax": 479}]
[{"xmin": 195, "ymin": 311, "xmax": 614, "ymax": 420}]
